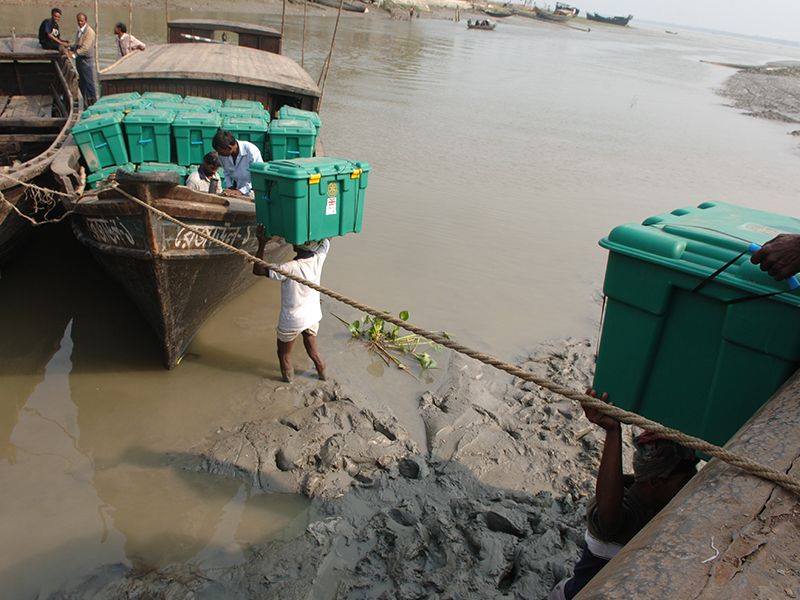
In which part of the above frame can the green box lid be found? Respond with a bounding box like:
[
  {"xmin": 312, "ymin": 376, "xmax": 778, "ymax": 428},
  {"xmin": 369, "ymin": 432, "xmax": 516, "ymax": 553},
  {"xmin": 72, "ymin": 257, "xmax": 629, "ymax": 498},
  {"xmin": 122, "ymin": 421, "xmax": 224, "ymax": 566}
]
[
  {"xmin": 173, "ymin": 112, "xmax": 223, "ymax": 127},
  {"xmin": 149, "ymin": 101, "xmax": 198, "ymax": 112},
  {"xmin": 183, "ymin": 96, "xmax": 223, "ymax": 109},
  {"xmin": 600, "ymin": 201, "xmax": 800, "ymax": 305},
  {"xmin": 138, "ymin": 162, "xmax": 187, "ymax": 174},
  {"xmin": 219, "ymin": 106, "xmax": 268, "ymax": 119},
  {"xmin": 277, "ymin": 106, "xmax": 321, "ymax": 128},
  {"xmin": 86, "ymin": 162, "xmax": 135, "ymax": 182},
  {"xmin": 123, "ymin": 108, "xmax": 177, "ymax": 124},
  {"xmin": 83, "ymin": 98, "xmax": 153, "ymax": 116},
  {"xmin": 224, "ymin": 99, "xmax": 266, "ymax": 111},
  {"xmin": 223, "ymin": 116, "xmax": 269, "ymax": 129},
  {"xmin": 73, "ymin": 111, "xmax": 125, "ymax": 133},
  {"xmin": 268, "ymin": 118, "xmax": 315, "ymax": 135},
  {"xmin": 142, "ymin": 91, "xmax": 183, "ymax": 102},
  {"xmin": 94, "ymin": 92, "xmax": 141, "ymax": 105},
  {"xmin": 251, "ymin": 157, "xmax": 370, "ymax": 179}
]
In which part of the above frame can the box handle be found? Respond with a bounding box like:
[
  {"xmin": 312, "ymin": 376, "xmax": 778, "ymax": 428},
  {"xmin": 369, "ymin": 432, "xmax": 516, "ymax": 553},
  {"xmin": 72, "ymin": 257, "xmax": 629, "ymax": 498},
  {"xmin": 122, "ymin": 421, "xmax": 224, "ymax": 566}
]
[
  {"xmin": 95, "ymin": 141, "xmax": 108, "ymax": 149},
  {"xmin": 190, "ymin": 140, "xmax": 204, "ymax": 145},
  {"xmin": 138, "ymin": 138, "xmax": 152, "ymax": 145}
]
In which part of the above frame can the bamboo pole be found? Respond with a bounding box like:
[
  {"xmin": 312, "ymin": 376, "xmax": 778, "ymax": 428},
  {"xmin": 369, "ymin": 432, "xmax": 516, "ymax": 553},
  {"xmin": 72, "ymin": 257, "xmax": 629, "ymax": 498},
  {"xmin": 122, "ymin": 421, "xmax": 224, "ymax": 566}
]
[
  {"xmin": 317, "ymin": 0, "xmax": 344, "ymax": 109},
  {"xmin": 165, "ymin": 0, "xmax": 169, "ymax": 35},
  {"xmin": 129, "ymin": 0, "xmax": 134, "ymax": 35},
  {"xmin": 301, "ymin": 0, "xmax": 307, "ymax": 67},
  {"xmin": 94, "ymin": 0, "xmax": 100, "ymax": 73},
  {"xmin": 280, "ymin": 0, "xmax": 287, "ymax": 40}
]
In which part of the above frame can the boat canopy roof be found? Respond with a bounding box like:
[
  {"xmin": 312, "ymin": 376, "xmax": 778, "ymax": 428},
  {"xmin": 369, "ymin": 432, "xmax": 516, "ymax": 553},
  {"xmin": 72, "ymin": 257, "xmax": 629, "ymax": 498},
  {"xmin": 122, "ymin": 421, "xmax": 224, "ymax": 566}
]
[
  {"xmin": 167, "ymin": 19, "xmax": 281, "ymax": 38},
  {"xmin": 101, "ymin": 43, "xmax": 320, "ymax": 98},
  {"xmin": 0, "ymin": 37, "xmax": 61, "ymax": 59}
]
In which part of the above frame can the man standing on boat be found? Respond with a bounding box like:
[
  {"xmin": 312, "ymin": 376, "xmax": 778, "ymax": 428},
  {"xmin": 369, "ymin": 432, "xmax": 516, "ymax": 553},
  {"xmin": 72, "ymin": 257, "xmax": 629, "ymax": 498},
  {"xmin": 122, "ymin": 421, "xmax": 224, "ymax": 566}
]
[
  {"xmin": 114, "ymin": 22, "xmax": 146, "ymax": 57},
  {"xmin": 38, "ymin": 8, "xmax": 70, "ymax": 51},
  {"xmin": 549, "ymin": 390, "xmax": 698, "ymax": 599},
  {"xmin": 185, "ymin": 152, "xmax": 223, "ymax": 193},
  {"xmin": 212, "ymin": 129, "xmax": 262, "ymax": 198},
  {"xmin": 70, "ymin": 13, "xmax": 97, "ymax": 106},
  {"xmin": 252, "ymin": 225, "xmax": 328, "ymax": 383}
]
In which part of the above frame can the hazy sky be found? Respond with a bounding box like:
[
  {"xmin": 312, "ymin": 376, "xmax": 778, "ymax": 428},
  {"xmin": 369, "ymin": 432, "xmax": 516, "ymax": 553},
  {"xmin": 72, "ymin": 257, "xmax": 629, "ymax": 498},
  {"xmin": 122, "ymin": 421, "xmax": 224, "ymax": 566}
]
[{"xmin": 570, "ymin": 0, "xmax": 800, "ymax": 42}]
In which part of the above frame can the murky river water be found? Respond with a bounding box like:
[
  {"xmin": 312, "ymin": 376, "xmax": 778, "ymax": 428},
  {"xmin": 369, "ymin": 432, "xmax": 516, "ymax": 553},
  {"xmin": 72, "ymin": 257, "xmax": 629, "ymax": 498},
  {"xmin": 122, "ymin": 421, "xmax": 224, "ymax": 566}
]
[{"xmin": 3, "ymin": 4, "xmax": 800, "ymax": 596}]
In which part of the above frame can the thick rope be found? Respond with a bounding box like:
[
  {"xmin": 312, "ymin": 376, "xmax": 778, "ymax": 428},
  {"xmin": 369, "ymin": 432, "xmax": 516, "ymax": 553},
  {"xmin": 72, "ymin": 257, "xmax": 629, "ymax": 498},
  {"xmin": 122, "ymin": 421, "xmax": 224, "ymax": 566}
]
[
  {"xmin": 0, "ymin": 173, "xmax": 74, "ymax": 225},
  {"xmin": 107, "ymin": 183, "xmax": 800, "ymax": 497}
]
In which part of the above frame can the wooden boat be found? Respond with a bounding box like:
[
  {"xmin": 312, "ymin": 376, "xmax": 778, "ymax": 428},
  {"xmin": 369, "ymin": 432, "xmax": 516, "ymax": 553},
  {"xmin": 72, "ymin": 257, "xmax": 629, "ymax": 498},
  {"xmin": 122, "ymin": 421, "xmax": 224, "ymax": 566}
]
[
  {"xmin": 555, "ymin": 2, "xmax": 579, "ymax": 16},
  {"xmin": 309, "ymin": 0, "xmax": 368, "ymax": 13},
  {"xmin": 533, "ymin": 6, "xmax": 575, "ymax": 22},
  {"xmin": 468, "ymin": 20, "xmax": 497, "ymax": 30},
  {"xmin": 586, "ymin": 12, "xmax": 633, "ymax": 26},
  {"xmin": 52, "ymin": 20, "xmax": 321, "ymax": 368},
  {"xmin": 482, "ymin": 6, "xmax": 513, "ymax": 17},
  {"xmin": 0, "ymin": 36, "xmax": 81, "ymax": 263}
]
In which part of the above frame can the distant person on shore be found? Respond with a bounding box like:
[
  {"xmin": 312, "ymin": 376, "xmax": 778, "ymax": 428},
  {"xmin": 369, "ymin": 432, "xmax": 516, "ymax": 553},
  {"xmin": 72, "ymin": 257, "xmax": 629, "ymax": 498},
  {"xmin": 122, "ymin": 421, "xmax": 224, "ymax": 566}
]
[
  {"xmin": 212, "ymin": 129, "xmax": 262, "ymax": 198},
  {"xmin": 70, "ymin": 12, "xmax": 97, "ymax": 105},
  {"xmin": 252, "ymin": 225, "xmax": 329, "ymax": 383},
  {"xmin": 549, "ymin": 390, "xmax": 698, "ymax": 600},
  {"xmin": 114, "ymin": 22, "xmax": 145, "ymax": 57},
  {"xmin": 751, "ymin": 234, "xmax": 800, "ymax": 282},
  {"xmin": 185, "ymin": 152, "xmax": 222, "ymax": 194},
  {"xmin": 38, "ymin": 8, "xmax": 70, "ymax": 51}
]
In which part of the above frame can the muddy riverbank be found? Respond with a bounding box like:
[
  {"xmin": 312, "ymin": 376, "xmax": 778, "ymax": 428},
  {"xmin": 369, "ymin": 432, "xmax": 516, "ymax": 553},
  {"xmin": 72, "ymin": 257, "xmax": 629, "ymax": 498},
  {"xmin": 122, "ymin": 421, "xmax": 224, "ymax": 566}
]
[
  {"xmin": 52, "ymin": 338, "xmax": 633, "ymax": 599},
  {"xmin": 719, "ymin": 61, "xmax": 800, "ymax": 126}
]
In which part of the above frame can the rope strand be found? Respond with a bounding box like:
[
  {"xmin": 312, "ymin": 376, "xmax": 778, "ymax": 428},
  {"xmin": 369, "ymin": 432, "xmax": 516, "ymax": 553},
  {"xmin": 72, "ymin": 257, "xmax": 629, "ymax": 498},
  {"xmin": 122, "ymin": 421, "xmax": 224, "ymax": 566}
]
[{"xmin": 107, "ymin": 182, "xmax": 800, "ymax": 497}]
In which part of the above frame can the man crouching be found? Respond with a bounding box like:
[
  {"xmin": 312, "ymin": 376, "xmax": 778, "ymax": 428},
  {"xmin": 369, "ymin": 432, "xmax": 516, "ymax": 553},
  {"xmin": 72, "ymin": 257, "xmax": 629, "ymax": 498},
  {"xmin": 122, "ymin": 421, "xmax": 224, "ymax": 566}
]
[{"xmin": 253, "ymin": 224, "xmax": 328, "ymax": 383}]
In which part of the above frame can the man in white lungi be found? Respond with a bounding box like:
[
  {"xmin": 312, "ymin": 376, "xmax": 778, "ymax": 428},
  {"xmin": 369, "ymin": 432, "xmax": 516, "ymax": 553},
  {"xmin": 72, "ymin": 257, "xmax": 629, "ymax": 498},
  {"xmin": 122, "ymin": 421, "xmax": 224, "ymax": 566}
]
[{"xmin": 253, "ymin": 225, "xmax": 328, "ymax": 383}]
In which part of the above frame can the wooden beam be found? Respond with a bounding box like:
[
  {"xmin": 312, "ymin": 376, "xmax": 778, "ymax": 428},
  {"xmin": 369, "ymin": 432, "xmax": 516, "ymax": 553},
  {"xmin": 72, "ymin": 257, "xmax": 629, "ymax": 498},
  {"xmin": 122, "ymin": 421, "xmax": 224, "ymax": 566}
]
[
  {"xmin": 0, "ymin": 133, "xmax": 57, "ymax": 143},
  {"xmin": 0, "ymin": 117, "xmax": 67, "ymax": 129}
]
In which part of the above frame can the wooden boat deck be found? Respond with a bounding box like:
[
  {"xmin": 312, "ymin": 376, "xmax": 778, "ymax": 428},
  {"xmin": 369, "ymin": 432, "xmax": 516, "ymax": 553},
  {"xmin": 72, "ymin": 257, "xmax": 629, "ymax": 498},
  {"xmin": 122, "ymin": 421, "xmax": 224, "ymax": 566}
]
[
  {"xmin": 579, "ymin": 370, "xmax": 800, "ymax": 598},
  {"xmin": 167, "ymin": 18, "xmax": 281, "ymax": 38},
  {"xmin": 101, "ymin": 43, "xmax": 321, "ymax": 98},
  {"xmin": 0, "ymin": 36, "xmax": 61, "ymax": 59}
]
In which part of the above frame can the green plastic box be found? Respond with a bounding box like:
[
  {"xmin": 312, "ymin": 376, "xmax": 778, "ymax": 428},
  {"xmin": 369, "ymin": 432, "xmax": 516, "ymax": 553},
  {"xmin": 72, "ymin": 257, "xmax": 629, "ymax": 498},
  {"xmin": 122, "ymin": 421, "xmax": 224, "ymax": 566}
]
[
  {"xmin": 220, "ymin": 106, "xmax": 269, "ymax": 120},
  {"xmin": 141, "ymin": 91, "xmax": 182, "ymax": 103},
  {"xmin": 123, "ymin": 109, "xmax": 175, "ymax": 163},
  {"xmin": 223, "ymin": 116, "xmax": 269, "ymax": 153},
  {"xmin": 85, "ymin": 163, "xmax": 134, "ymax": 189},
  {"xmin": 268, "ymin": 118, "xmax": 316, "ymax": 160},
  {"xmin": 277, "ymin": 106, "xmax": 321, "ymax": 135},
  {"xmin": 172, "ymin": 112, "xmax": 222, "ymax": 166},
  {"xmin": 93, "ymin": 92, "xmax": 141, "ymax": 105},
  {"xmin": 149, "ymin": 101, "xmax": 198, "ymax": 113},
  {"xmin": 224, "ymin": 99, "xmax": 267, "ymax": 112},
  {"xmin": 594, "ymin": 201, "xmax": 800, "ymax": 446},
  {"xmin": 83, "ymin": 98, "xmax": 152, "ymax": 117},
  {"xmin": 72, "ymin": 112, "xmax": 130, "ymax": 173},
  {"xmin": 250, "ymin": 157, "xmax": 370, "ymax": 244},
  {"xmin": 183, "ymin": 96, "xmax": 223, "ymax": 110},
  {"xmin": 138, "ymin": 162, "xmax": 188, "ymax": 183}
]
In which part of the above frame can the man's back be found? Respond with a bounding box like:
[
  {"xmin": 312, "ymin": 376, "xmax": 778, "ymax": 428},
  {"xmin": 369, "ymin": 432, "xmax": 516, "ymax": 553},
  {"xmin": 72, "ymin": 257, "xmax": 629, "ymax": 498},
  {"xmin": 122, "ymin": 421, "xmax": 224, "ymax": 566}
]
[{"xmin": 269, "ymin": 240, "xmax": 330, "ymax": 331}]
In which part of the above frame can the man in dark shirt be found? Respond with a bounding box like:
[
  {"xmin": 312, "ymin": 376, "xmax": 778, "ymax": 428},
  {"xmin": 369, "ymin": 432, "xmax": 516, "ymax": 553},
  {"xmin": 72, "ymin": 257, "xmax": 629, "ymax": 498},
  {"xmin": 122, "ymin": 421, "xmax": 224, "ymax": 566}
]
[
  {"xmin": 38, "ymin": 8, "xmax": 69, "ymax": 51},
  {"xmin": 549, "ymin": 390, "xmax": 698, "ymax": 599}
]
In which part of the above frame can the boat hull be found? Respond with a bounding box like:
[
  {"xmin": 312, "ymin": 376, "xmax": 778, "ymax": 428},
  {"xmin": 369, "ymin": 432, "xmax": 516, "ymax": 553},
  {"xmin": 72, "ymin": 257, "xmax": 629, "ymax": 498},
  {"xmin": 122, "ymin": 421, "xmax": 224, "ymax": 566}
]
[
  {"xmin": 586, "ymin": 12, "xmax": 633, "ymax": 25},
  {"xmin": 532, "ymin": 7, "xmax": 573, "ymax": 21},
  {"xmin": 68, "ymin": 181, "xmax": 263, "ymax": 368}
]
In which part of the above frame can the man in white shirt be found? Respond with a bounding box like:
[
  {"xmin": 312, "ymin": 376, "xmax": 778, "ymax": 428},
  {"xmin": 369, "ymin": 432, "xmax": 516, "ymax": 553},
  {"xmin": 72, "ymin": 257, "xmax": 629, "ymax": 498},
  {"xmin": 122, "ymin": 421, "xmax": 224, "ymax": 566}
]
[
  {"xmin": 185, "ymin": 152, "xmax": 222, "ymax": 193},
  {"xmin": 114, "ymin": 22, "xmax": 145, "ymax": 57},
  {"xmin": 253, "ymin": 225, "xmax": 328, "ymax": 383},
  {"xmin": 212, "ymin": 129, "xmax": 263, "ymax": 198}
]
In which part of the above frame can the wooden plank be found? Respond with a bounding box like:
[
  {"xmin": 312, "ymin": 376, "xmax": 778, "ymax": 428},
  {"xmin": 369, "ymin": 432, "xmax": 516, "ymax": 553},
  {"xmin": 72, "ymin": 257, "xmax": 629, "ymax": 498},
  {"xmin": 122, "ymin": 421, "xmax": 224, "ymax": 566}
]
[
  {"xmin": 168, "ymin": 19, "xmax": 281, "ymax": 37},
  {"xmin": 3, "ymin": 95, "xmax": 52, "ymax": 119},
  {"xmin": 0, "ymin": 95, "xmax": 9, "ymax": 116},
  {"xmin": 578, "ymin": 370, "xmax": 800, "ymax": 599},
  {"xmin": 0, "ymin": 117, "xmax": 66, "ymax": 128},
  {"xmin": 0, "ymin": 36, "xmax": 61, "ymax": 57},
  {"xmin": 0, "ymin": 133, "xmax": 57, "ymax": 142}
]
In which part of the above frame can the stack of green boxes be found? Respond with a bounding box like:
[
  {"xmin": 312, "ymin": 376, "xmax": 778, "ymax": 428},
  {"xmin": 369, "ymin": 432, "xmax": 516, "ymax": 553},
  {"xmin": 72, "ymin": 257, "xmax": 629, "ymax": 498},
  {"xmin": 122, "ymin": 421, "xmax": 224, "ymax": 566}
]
[{"xmin": 73, "ymin": 96, "xmax": 324, "ymax": 191}]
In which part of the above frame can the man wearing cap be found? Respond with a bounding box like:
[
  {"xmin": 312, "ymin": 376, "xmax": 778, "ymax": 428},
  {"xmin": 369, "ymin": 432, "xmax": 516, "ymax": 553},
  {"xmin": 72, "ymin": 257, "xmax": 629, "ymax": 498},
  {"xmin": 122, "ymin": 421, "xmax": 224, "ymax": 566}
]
[
  {"xmin": 252, "ymin": 224, "xmax": 328, "ymax": 383},
  {"xmin": 549, "ymin": 390, "xmax": 698, "ymax": 600}
]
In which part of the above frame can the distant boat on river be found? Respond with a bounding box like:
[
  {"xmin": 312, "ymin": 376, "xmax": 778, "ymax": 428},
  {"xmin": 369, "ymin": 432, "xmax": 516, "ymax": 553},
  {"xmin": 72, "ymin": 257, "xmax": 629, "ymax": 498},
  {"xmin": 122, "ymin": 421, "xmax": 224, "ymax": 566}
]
[
  {"xmin": 468, "ymin": 19, "xmax": 497, "ymax": 30},
  {"xmin": 482, "ymin": 6, "xmax": 513, "ymax": 17},
  {"xmin": 586, "ymin": 12, "xmax": 633, "ymax": 26},
  {"xmin": 533, "ymin": 6, "xmax": 575, "ymax": 22}
]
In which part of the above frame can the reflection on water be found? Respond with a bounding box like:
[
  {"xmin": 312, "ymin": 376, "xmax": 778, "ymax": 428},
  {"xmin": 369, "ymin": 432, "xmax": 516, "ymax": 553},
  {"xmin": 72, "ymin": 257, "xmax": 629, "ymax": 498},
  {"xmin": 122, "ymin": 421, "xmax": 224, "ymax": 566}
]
[
  {"xmin": 0, "ymin": 227, "xmax": 309, "ymax": 597},
  {"xmin": 2, "ymin": 5, "xmax": 800, "ymax": 596}
]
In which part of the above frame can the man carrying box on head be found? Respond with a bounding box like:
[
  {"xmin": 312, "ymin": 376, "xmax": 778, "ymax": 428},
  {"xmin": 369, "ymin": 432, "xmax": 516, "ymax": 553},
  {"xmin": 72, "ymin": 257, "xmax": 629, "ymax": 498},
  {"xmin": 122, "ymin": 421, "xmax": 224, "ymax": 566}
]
[
  {"xmin": 212, "ymin": 129, "xmax": 262, "ymax": 198},
  {"xmin": 252, "ymin": 225, "xmax": 329, "ymax": 383}
]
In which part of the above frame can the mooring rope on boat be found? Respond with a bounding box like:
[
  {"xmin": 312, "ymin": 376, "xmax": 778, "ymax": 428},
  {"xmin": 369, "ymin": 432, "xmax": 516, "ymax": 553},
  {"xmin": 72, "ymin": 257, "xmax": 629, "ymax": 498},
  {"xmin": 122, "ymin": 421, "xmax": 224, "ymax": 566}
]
[
  {"xmin": 101, "ymin": 182, "xmax": 800, "ymax": 497},
  {"xmin": 0, "ymin": 173, "xmax": 74, "ymax": 226}
]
